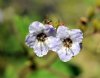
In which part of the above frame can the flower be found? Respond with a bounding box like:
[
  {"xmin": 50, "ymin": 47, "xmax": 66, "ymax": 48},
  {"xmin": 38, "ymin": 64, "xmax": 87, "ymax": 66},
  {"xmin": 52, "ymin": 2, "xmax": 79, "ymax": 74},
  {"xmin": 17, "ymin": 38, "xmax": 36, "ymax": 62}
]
[
  {"xmin": 49, "ymin": 26, "xmax": 83, "ymax": 62},
  {"xmin": 25, "ymin": 21, "xmax": 56, "ymax": 57}
]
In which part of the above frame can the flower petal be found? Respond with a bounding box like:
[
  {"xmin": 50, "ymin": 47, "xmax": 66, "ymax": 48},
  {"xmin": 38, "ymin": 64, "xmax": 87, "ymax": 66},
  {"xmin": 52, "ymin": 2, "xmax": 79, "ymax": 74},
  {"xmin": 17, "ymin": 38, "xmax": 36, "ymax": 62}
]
[
  {"xmin": 45, "ymin": 37, "xmax": 62, "ymax": 52},
  {"xmin": 70, "ymin": 42, "xmax": 81, "ymax": 56},
  {"xmin": 44, "ymin": 24, "xmax": 56, "ymax": 37},
  {"xmin": 57, "ymin": 47, "xmax": 73, "ymax": 62},
  {"xmin": 29, "ymin": 21, "xmax": 45, "ymax": 33},
  {"xmin": 33, "ymin": 40, "xmax": 49, "ymax": 57},
  {"xmin": 57, "ymin": 26, "xmax": 69, "ymax": 39},
  {"xmin": 69, "ymin": 29, "xmax": 83, "ymax": 43},
  {"xmin": 25, "ymin": 33, "xmax": 36, "ymax": 48}
]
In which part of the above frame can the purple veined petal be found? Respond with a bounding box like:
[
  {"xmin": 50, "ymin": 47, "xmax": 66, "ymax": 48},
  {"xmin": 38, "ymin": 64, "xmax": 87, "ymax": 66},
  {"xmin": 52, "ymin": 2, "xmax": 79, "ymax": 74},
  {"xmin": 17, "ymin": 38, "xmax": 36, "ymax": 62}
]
[
  {"xmin": 58, "ymin": 53, "xmax": 72, "ymax": 62},
  {"xmin": 70, "ymin": 42, "xmax": 81, "ymax": 56},
  {"xmin": 57, "ymin": 47, "xmax": 73, "ymax": 62},
  {"xmin": 33, "ymin": 40, "xmax": 49, "ymax": 57},
  {"xmin": 57, "ymin": 26, "xmax": 69, "ymax": 39},
  {"xmin": 69, "ymin": 29, "xmax": 83, "ymax": 43},
  {"xmin": 40, "ymin": 42, "xmax": 49, "ymax": 55},
  {"xmin": 29, "ymin": 21, "xmax": 45, "ymax": 33},
  {"xmin": 25, "ymin": 33, "xmax": 36, "ymax": 48},
  {"xmin": 44, "ymin": 25, "xmax": 56, "ymax": 37},
  {"xmin": 45, "ymin": 24, "xmax": 54, "ymax": 28},
  {"xmin": 45, "ymin": 37, "xmax": 62, "ymax": 52}
]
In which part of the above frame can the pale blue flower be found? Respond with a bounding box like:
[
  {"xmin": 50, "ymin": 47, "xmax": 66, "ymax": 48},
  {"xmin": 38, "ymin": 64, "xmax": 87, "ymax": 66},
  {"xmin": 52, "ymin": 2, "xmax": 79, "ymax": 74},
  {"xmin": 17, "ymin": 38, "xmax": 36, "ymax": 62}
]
[
  {"xmin": 49, "ymin": 26, "xmax": 83, "ymax": 62},
  {"xmin": 25, "ymin": 21, "xmax": 56, "ymax": 57}
]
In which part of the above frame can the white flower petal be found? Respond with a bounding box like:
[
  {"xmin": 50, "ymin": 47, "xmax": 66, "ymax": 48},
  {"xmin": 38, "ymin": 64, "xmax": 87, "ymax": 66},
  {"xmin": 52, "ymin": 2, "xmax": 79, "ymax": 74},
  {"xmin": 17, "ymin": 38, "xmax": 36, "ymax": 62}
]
[
  {"xmin": 57, "ymin": 26, "xmax": 69, "ymax": 39},
  {"xmin": 29, "ymin": 21, "xmax": 45, "ymax": 33},
  {"xmin": 57, "ymin": 47, "xmax": 73, "ymax": 62},
  {"xmin": 25, "ymin": 33, "xmax": 36, "ymax": 48},
  {"xmin": 44, "ymin": 25, "xmax": 56, "ymax": 37},
  {"xmin": 45, "ymin": 37, "xmax": 62, "ymax": 52},
  {"xmin": 70, "ymin": 42, "xmax": 81, "ymax": 56},
  {"xmin": 69, "ymin": 29, "xmax": 83, "ymax": 43},
  {"xmin": 33, "ymin": 41, "xmax": 49, "ymax": 57},
  {"xmin": 44, "ymin": 24, "xmax": 53, "ymax": 28}
]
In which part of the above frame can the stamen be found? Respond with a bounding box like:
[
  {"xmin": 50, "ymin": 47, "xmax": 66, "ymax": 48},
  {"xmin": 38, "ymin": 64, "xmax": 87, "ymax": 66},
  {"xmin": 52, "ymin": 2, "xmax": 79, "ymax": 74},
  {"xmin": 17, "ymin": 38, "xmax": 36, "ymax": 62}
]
[
  {"xmin": 37, "ymin": 33, "xmax": 47, "ymax": 42},
  {"xmin": 63, "ymin": 38, "xmax": 72, "ymax": 48}
]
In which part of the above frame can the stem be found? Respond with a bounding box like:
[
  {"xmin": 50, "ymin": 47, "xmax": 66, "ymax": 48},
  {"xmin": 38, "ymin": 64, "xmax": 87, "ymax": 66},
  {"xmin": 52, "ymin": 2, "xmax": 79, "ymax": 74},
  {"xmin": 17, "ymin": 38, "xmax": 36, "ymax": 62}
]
[{"xmin": 46, "ymin": 67, "xmax": 70, "ymax": 78}]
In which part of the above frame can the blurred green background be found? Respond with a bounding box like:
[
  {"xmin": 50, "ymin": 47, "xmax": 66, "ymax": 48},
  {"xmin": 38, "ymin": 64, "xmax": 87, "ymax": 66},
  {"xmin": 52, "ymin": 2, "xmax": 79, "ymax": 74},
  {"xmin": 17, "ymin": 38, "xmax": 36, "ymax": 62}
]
[{"xmin": 0, "ymin": 0, "xmax": 100, "ymax": 78}]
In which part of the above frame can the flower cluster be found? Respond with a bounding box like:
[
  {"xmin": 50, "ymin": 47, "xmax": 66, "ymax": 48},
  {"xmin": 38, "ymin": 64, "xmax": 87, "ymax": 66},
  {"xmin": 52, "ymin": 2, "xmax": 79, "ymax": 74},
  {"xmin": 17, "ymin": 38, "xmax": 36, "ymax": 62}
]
[{"xmin": 25, "ymin": 21, "xmax": 83, "ymax": 62}]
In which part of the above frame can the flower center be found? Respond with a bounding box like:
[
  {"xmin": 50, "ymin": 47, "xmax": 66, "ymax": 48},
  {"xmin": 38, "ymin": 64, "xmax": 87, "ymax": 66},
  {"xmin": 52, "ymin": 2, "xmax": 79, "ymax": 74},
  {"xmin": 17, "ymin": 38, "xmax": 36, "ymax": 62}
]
[
  {"xmin": 37, "ymin": 33, "xmax": 47, "ymax": 42},
  {"xmin": 63, "ymin": 38, "xmax": 72, "ymax": 48}
]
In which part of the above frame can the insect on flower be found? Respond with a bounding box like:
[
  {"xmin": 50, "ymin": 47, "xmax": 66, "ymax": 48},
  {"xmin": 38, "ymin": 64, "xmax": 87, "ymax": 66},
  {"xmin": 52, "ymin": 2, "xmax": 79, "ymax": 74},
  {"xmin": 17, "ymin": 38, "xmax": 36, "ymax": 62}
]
[
  {"xmin": 25, "ymin": 21, "xmax": 56, "ymax": 57},
  {"xmin": 49, "ymin": 26, "xmax": 83, "ymax": 62}
]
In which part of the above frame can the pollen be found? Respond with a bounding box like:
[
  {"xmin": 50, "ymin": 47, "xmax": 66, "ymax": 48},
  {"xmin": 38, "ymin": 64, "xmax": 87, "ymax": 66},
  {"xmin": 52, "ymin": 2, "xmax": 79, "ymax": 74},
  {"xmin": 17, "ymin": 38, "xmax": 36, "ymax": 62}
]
[
  {"xmin": 63, "ymin": 38, "xmax": 72, "ymax": 48},
  {"xmin": 37, "ymin": 33, "xmax": 47, "ymax": 42}
]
